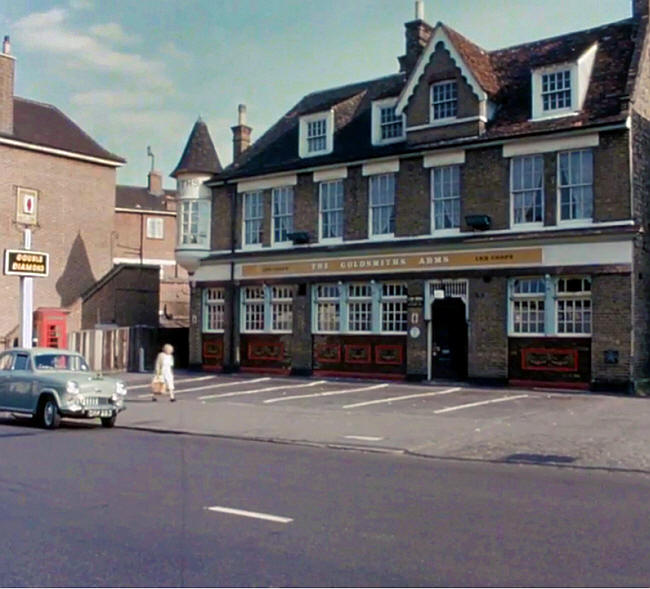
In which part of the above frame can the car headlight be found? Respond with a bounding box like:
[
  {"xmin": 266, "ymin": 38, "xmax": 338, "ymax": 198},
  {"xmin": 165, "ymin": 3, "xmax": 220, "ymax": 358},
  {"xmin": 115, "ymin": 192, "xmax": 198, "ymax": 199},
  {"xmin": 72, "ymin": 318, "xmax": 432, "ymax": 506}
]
[
  {"xmin": 115, "ymin": 381, "xmax": 127, "ymax": 396},
  {"xmin": 66, "ymin": 380, "xmax": 79, "ymax": 395}
]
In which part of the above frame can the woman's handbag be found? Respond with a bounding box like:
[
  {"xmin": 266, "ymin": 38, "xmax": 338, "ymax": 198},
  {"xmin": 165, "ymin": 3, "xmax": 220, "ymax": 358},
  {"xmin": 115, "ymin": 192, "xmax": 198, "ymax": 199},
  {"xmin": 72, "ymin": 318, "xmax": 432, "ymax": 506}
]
[{"xmin": 151, "ymin": 375, "xmax": 165, "ymax": 394}]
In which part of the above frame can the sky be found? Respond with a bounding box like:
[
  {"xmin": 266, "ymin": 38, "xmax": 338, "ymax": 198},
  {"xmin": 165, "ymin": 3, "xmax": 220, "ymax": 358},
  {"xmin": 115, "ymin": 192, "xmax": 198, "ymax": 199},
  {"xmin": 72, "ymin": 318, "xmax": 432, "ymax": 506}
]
[{"xmin": 0, "ymin": 0, "xmax": 633, "ymax": 189}]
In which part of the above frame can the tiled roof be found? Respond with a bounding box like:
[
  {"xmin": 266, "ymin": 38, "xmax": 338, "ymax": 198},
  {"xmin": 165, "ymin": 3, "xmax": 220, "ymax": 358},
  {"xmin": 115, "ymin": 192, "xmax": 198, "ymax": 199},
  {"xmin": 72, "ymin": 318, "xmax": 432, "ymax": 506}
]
[
  {"xmin": 115, "ymin": 185, "xmax": 176, "ymax": 211},
  {"xmin": 5, "ymin": 97, "xmax": 125, "ymax": 163},
  {"xmin": 171, "ymin": 118, "xmax": 222, "ymax": 177},
  {"xmin": 219, "ymin": 17, "xmax": 637, "ymax": 181}
]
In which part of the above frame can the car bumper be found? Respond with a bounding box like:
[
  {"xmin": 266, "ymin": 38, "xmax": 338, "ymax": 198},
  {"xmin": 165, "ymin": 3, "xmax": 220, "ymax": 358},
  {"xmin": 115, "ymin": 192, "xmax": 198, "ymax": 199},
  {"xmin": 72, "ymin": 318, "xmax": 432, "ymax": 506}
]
[{"xmin": 60, "ymin": 405, "xmax": 125, "ymax": 419}]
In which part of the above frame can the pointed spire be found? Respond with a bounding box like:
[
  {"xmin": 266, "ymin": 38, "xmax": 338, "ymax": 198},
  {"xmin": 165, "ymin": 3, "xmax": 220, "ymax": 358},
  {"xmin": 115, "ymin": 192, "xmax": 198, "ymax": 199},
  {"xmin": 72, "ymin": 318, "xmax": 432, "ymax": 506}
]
[{"xmin": 171, "ymin": 118, "xmax": 222, "ymax": 178}]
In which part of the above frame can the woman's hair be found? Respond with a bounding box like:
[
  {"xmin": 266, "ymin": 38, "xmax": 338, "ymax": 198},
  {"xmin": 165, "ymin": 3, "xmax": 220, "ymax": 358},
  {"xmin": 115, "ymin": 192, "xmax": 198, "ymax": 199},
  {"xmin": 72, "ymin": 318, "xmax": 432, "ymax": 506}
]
[{"xmin": 163, "ymin": 344, "xmax": 174, "ymax": 354}]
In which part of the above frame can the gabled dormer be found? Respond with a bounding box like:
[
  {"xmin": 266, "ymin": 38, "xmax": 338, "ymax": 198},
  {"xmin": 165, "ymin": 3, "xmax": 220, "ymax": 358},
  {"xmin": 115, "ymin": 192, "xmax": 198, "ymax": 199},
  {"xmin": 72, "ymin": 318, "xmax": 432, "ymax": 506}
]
[
  {"xmin": 395, "ymin": 20, "xmax": 498, "ymax": 145},
  {"xmin": 530, "ymin": 43, "xmax": 597, "ymax": 120}
]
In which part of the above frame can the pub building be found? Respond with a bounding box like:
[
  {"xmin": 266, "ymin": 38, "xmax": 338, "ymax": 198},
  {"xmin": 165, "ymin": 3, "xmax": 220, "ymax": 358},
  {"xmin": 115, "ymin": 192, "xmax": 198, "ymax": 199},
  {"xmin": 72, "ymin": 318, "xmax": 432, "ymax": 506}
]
[{"xmin": 173, "ymin": 1, "xmax": 650, "ymax": 392}]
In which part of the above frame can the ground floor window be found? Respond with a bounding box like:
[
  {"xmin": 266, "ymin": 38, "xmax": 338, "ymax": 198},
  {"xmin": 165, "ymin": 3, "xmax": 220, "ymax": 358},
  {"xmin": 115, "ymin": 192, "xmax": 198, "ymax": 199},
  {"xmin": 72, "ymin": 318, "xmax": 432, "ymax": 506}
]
[
  {"xmin": 313, "ymin": 281, "xmax": 407, "ymax": 334},
  {"xmin": 203, "ymin": 287, "xmax": 225, "ymax": 332},
  {"xmin": 509, "ymin": 275, "xmax": 591, "ymax": 336},
  {"xmin": 241, "ymin": 285, "xmax": 294, "ymax": 333}
]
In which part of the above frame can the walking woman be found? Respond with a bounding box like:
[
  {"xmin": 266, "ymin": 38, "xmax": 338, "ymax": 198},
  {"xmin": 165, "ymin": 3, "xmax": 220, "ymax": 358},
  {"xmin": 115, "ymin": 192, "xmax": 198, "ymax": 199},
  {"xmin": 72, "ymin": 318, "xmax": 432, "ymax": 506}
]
[{"xmin": 153, "ymin": 343, "xmax": 176, "ymax": 402}]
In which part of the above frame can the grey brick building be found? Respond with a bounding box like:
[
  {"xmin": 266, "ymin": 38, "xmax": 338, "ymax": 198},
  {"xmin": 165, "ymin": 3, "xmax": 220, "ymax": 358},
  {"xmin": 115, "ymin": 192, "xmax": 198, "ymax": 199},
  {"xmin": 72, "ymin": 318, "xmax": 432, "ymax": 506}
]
[{"xmin": 176, "ymin": 1, "xmax": 650, "ymax": 392}]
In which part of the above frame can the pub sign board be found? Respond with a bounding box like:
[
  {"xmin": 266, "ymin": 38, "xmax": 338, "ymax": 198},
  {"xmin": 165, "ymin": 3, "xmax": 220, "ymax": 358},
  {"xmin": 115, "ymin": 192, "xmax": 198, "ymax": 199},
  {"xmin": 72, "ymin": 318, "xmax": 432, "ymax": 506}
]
[{"xmin": 3, "ymin": 249, "xmax": 49, "ymax": 277}]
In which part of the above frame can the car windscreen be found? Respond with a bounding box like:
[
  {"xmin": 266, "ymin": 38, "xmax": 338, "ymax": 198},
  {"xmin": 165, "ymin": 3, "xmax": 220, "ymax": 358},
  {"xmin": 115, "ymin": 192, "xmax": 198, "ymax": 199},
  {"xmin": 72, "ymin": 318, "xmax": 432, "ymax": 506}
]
[{"xmin": 34, "ymin": 353, "xmax": 89, "ymax": 372}]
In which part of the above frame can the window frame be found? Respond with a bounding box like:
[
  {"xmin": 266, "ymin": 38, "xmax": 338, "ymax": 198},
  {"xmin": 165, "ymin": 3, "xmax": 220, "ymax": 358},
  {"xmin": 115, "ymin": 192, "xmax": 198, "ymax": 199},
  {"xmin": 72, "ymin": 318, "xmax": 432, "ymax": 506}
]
[
  {"xmin": 319, "ymin": 179, "xmax": 344, "ymax": 243},
  {"xmin": 430, "ymin": 80, "xmax": 458, "ymax": 123},
  {"xmin": 557, "ymin": 149, "xmax": 593, "ymax": 225},
  {"xmin": 368, "ymin": 173, "xmax": 396, "ymax": 239},
  {"xmin": 242, "ymin": 191, "xmax": 264, "ymax": 250},
  {"xmin": 555, "ymin": 277, "xmax": 592, "ymax": 336},
  {"xmin": 431, "ymin": 164, "xmax": 461, "ymax": 234},
  {"xmin": 299, "ymin": 110, "xmax": 334, "ymax": 158},
  {"xmin": 179, "ymin": 199, "xmax": 210, "ymax": 247},
  {"xmin": 371, "ymin": 98, "xmax": 405, "ymax": 146},
  {"xmin": 271, "ymin": 186, "xmax": 294, "ymax": 246},
  {"xmin": 531, "ymin": 63, "xmax": 579, "ymax": 120},
  {"xmin": 240, "ymin": 285, "xmax": 294, "ymax": 334},
  {"xmin": 203, "ymin": 287, "xmax": 225, "ymax": 333},
  {"xmin": 146, "ymin": 216, "xmax": 164, "ymax": 240},
  {"xmin": 510, "ymin": 154, "xmax": 545, "ymax": 229}
]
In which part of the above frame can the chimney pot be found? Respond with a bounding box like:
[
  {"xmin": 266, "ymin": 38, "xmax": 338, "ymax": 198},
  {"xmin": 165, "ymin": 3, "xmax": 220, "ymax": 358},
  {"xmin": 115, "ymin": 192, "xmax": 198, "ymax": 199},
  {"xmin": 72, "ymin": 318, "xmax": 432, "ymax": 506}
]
[
  {"xmin": 2, "ymin": 35, "xmax": 9, "ymax": 55},
  {"xmin": 238, "ymin": 104, "xmax": 247, "ymax": 126},
  {"xmin": 232, "ymin": 104, "xmax": 252, "ymax": 161},
  {"xmin": 415, "ymin": 0, "xmax": 424, "ymax": 20}
]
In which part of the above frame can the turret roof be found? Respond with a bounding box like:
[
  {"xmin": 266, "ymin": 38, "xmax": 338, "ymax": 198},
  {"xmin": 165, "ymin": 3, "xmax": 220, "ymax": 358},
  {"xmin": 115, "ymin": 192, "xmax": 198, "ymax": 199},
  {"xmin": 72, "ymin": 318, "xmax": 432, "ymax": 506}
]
[{"xmin": 171, "ymin": 118, "xmax": 222, "ymax": 177}]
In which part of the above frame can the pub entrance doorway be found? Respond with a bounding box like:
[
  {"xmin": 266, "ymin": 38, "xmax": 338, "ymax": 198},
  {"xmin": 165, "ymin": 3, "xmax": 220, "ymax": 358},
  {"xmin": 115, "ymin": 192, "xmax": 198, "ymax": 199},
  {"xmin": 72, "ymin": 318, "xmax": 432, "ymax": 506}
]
[{"xmin": 431, "ymin": 297, "xmax": 467, "ymax": 380}]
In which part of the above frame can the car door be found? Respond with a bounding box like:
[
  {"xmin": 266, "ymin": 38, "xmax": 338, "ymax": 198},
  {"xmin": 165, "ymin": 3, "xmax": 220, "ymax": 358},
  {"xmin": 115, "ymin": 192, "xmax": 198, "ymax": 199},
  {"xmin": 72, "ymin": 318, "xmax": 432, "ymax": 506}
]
[
  {"xmin": 0, "ymin": 352, "xmax": 14, "ymax": 409},
  {"xmin": 8, "ymin": 353, "xmax": 34, "ymax": 411}
]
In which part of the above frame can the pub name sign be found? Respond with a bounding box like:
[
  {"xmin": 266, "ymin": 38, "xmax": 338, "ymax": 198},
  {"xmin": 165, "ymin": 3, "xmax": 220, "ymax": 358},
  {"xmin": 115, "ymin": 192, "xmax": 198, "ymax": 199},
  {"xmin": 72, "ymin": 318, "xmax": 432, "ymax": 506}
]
[{"xmin": 3, "ymin": 249, "xmax": 49, "ymax": 277}]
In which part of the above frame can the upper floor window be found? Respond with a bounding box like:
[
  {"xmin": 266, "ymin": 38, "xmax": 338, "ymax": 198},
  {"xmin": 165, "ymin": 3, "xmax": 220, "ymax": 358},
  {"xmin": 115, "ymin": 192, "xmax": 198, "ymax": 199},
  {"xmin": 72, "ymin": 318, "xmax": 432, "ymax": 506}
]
[
  {"xmin": 558, "ymin": 149, "xmax": 593, "ymax": 222},
  {"xmin": 146, "ymin": 217, "xmax": 164, "ymax": 239},
  {"xmin": 432, "ymin": 165, "xmax": 460, "ymax": 231},
  {"xmin": 371, "ymin": 98, "xmax": 405, "ymax": 145},
  {"xmin": 203, "ymin": 287, "xmax": 225, "ymax": 332},
  {"xmin": 431, "ymin": 80, "xmax": 458, "ymax": 121},
  {"xmin": 511, "ymin": 155, "xmax": 543, "ymax": 227},
  {"xmin": 299, "ymin": 110, "xmax": 334, "ymax": 158},
  {"xmin": 369, "ymin": 174, "xmax": 395, "ymax": 237},
  {"xmin": 179, "ymin": 200, "xmax": 209, "ymax": 247},
  {"xmin": 272, "ymin": 186, "xmax": 294, "ymax": 244},
  {"xmin": 542, "ymin": 70, "xmax": 571, "ymax": 112},
  {"xmin": 243, "ymin": 191, "xmax": 264, "ymax": 247},
  {"xmin": 319, "ymin": 180, "xmax": 344, "ymax": 241}
]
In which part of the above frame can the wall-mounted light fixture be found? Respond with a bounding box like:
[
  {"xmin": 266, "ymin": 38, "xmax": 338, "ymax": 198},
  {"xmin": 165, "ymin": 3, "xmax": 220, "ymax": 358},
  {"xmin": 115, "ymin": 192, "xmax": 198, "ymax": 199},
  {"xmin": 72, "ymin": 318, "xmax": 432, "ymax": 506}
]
[
  {"xmin": 465, "ymin": 214, "xmax": 491, "ymax": 231},
  {"xmin": 287, "ymin": 231, "xmax": 310, "ymax": 244}
]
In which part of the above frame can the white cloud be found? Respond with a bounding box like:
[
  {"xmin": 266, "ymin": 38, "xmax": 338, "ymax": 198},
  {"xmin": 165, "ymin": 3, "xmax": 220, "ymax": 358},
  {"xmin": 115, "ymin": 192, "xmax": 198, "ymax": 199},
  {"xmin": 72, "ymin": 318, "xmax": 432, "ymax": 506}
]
[
  {"xmin": 13, "ymin": 8, "xmax": 170, "ymax": 89},
  {"xmin": 89, "ymin": 22, "xmax": 140, "ymax": 45}
]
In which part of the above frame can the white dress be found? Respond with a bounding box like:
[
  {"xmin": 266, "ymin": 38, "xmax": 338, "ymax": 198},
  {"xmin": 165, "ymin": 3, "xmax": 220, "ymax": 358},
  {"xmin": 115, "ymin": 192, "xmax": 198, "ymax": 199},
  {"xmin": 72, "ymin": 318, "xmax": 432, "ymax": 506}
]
[{"xmin": 160, "ymin": 353, "xmax": 174, "ymax": 392}]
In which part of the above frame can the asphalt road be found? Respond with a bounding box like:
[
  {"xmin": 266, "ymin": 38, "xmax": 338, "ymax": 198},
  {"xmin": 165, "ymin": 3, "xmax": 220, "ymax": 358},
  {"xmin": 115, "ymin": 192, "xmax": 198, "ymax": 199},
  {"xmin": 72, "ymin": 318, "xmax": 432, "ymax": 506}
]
[{"xmin": 0, "ymin": 423, "xmax": 648, "ymax": 587}]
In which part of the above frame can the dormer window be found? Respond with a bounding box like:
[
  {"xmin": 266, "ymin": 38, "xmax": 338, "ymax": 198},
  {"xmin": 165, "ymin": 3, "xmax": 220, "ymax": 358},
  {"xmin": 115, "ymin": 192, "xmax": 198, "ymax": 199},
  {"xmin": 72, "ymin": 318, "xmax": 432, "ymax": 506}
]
[
  {"xmin": 371, "ymin": 98, "xmax": 405, "ymax": 145},
  {"xmin": 531, "ymin": 44, "xmax": 597, "ymax": 120},
  {"xmin": 542, "ymin": 70, "xmax": 572, "ymax": 111},
  {"xmin": 431, "ymin": 80, "xmax": 458, "ymax": 121},
  {"xmin": 299, "ymin": 110, "xmax": 334, "ymax": 158}
]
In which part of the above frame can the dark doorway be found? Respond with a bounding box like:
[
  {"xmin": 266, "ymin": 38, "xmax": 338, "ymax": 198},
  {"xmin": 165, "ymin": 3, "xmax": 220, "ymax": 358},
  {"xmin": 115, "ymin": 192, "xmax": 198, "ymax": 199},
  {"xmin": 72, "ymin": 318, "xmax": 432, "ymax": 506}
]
[{"xmin": 431, "ymin": 298, "xmax": 467, "ymax": 380}]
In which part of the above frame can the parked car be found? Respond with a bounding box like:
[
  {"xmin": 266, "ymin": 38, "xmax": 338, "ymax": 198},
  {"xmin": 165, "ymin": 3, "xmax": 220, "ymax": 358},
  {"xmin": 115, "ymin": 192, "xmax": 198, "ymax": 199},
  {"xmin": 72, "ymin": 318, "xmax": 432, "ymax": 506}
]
[{"xmin": 0, "ymin": 347, "xmax": 127, "ymax": 429}]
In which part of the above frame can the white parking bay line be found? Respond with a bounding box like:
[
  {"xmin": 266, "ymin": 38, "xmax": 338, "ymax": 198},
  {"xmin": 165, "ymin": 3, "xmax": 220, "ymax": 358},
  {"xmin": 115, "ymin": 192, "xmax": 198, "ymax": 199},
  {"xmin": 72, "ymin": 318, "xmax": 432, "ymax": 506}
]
[
  {"xmin": 344, "ymin": 435, "xmax": 384, "ymax": 442},
  {"xmin": 199, "ymin": 380, "xmax": 327, "ymax": 401},
  {"xmin": 342, "ymin": 387, "xmax": 460, "ymax": 409},
  {"xmin": 433, "ymin": 394, "xmax": 529, "ymax": 414},
  {"xmin": 206, "ymin": 506, "xmax": 293, "ymax": 524},
  {"xmin": 264, "ymin": 383, "xmax": 388, "ymax": 404},
  {"xmin": 136, "ymin": 377, "xmax": 270, "ymax": 398},
  {"xmin": 130, "ymin": 375, "xmax": 216, "ymax": 391}
]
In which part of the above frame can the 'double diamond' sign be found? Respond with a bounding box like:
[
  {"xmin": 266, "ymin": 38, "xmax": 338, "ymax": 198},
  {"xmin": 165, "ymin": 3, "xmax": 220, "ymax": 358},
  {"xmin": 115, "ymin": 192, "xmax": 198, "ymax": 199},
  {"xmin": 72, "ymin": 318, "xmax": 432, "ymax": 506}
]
[{"xmin": 3, "ymin": 249, "xmax": 49, "ymax": 277}]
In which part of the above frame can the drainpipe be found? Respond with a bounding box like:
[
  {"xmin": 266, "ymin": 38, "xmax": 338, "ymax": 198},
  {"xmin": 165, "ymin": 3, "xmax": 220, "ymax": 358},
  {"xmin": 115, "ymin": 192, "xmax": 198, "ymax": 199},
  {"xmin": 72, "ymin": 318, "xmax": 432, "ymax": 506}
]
[{"xmin": 228, "ymin": 181, "xmax": 237, "ymax": 372}]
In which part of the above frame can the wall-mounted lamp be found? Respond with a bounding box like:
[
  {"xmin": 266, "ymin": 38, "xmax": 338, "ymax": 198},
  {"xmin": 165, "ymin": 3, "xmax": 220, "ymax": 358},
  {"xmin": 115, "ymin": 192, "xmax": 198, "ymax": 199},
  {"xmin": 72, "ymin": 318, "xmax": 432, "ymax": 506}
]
[
  {"xmin": 465, "ymin": 214, "xmax": 491, "ymax": 231},
  {"xmin": 287, "ymin": 231, "xmax": 310, "ymax": 244}
]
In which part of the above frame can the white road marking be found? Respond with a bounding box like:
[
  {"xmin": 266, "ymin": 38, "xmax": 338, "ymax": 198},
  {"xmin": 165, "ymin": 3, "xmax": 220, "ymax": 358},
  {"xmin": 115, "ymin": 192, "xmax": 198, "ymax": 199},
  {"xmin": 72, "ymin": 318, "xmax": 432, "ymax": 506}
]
[
  {"xmin": 433, "ymin": 394, "xmax": 529, "ymax": 414},
  {"xmin": 199, "ymin": 380, "xmax": 327, "ymax": 401},
  {"xmin": 136, "ymin": 377, "xmax": 270, "ymax": 398},
  {"xmin": 206, "ymin": 506, "xmax": 293, "ymax": 524},
  {"xmin": 130, "ymin": 375, "xmax": 216, "ymax": 391},
  {"xmin": 264, "ymin": 383, "xmax": 388, "ymax": 404},
  {"xmin": 343, "ymin": 435, "xmax": 384, "ymax": 441},
  {"xmin": 342, "ymin": 387, "xmax": 460, "ymax": 409}
]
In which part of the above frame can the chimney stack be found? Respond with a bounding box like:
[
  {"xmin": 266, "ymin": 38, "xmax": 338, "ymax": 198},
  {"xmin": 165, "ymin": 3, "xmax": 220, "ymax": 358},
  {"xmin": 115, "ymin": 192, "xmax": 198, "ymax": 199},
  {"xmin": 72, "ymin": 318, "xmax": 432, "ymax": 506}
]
[
  {"xmin": 0, "ymin": 34, "xmax": 15, "ymax": 135},
  {"xmin": 148, "ymin": 170, "xmax": 164, "ymax": 196},
  {"xmin": 398, "ymin": 2, "xmax": 433, "ymax": 77},
  {"xmin": 231, "ymin": 104, "xmax": 252, "ymax": 161}
]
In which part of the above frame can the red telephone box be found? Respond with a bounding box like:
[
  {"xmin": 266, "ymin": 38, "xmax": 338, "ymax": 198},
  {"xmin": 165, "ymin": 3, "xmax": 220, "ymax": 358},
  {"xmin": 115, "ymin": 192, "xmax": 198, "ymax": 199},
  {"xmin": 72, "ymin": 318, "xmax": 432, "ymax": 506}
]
[{"xmin": 34, "ymin": 308, "xmax": 68, "ymax": 349}]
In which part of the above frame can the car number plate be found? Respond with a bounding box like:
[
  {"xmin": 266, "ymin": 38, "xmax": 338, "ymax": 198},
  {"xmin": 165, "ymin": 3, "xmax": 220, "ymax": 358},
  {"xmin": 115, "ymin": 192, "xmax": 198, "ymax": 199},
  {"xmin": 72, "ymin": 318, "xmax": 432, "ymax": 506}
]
[{"xmin": 88, "ymin": 410, "xmax": 113, "ymax": 418}]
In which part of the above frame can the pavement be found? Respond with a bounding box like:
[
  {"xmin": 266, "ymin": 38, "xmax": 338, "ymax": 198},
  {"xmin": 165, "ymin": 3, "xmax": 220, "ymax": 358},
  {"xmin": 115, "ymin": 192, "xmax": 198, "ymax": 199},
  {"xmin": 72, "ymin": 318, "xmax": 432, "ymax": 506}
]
[{"xmin": 114, "ymin": 369, "xmax": 650, "ymax": 475}]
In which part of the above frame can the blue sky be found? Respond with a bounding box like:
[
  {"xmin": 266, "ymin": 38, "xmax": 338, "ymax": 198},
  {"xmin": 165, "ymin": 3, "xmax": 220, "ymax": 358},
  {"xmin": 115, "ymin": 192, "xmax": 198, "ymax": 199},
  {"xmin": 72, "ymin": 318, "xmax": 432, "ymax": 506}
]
[{"xmin": 0, "ymin": 0, "xmax": 632, "ymax": 188}]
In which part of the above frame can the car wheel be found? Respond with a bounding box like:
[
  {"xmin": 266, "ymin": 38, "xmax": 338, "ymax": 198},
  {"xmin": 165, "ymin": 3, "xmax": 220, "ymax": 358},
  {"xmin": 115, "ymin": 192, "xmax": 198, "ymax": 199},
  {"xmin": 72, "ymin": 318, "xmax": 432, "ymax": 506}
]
[
  {"xmin": 37, "ymin": 396, "xmax": 61, "ymax": 430},
  {"xmin": 100, "ymin": 415, "xmax": 116, "ymax": 428}
]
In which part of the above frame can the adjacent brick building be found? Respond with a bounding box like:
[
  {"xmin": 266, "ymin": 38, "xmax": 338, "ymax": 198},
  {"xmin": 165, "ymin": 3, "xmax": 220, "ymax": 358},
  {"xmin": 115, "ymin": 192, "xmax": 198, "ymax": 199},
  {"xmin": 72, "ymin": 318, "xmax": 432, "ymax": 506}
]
[
  {"xmin": 0, "ymin": 36, "xmax": 125, "ymax": 348},
  {"xmin": 114, "ymin": 171, "xmax": 189, "ymax": 327},
  {"xmin": 178, "ymin": 1, "xmax": 650, "ymax": 392}
]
